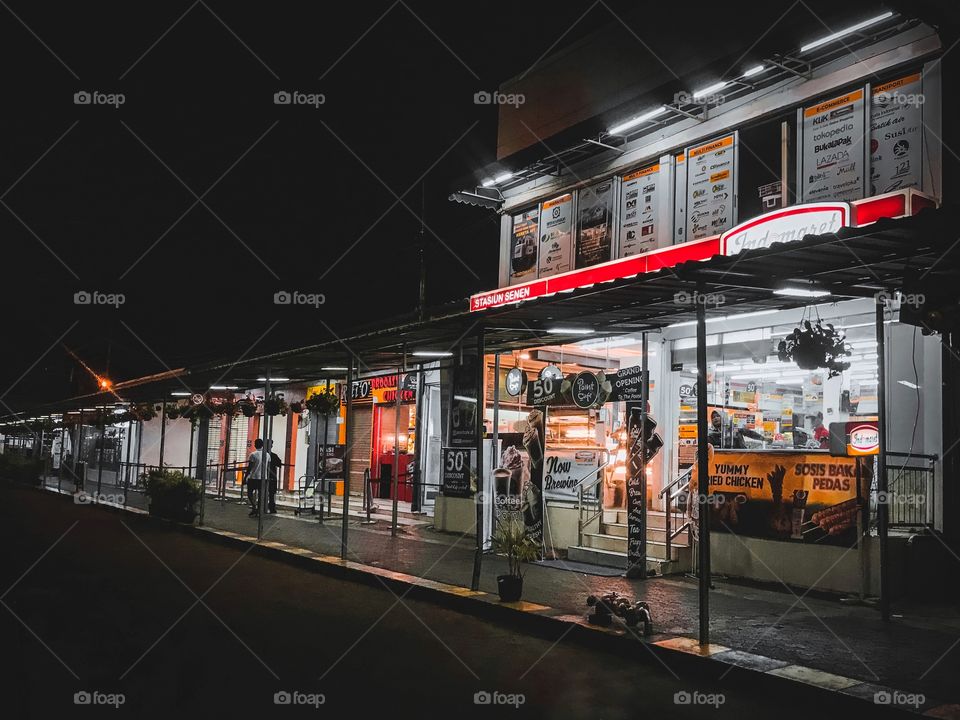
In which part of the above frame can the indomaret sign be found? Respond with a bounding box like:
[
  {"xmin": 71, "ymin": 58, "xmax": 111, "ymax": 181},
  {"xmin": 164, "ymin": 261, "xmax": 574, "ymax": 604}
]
[{"xmin": 720, "ymin": 202, "xmax": 851, "ymax": 256}]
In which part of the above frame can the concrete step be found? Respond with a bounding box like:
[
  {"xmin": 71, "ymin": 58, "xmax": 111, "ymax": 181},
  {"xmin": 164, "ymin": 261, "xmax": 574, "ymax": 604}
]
[
  {"xmin": 582, "ymin": 533, "xmax": 689, "ymax": 561},
  {"xmin": 566, "ymin": 546, "xmax": 678, "ymax": 575},
  {"xmin": 603, "ymin": 509, "xmax": 682, "ymax": 529},
  {"xmin": 601, "ymin": 522, "xmax": 690, "ymax": 545}
]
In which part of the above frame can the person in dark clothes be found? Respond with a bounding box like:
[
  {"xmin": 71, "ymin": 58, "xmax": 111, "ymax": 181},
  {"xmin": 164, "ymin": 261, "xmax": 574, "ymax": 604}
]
[{"xmin": 266, "ymin": 439, "xmax": 283, "ymax": 514}]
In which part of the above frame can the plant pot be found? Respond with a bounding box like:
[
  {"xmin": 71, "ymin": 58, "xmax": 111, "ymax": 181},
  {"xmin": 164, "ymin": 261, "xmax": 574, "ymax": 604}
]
[{"xmin": 497, "ymin": 574, "xmax": 523, "ymax": 602}]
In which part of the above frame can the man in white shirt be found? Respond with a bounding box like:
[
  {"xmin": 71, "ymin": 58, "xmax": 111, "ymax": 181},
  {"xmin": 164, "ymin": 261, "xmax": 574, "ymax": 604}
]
[{"xmin": 246, "ymin": 438, "xmax": 267, "ymax": 517}]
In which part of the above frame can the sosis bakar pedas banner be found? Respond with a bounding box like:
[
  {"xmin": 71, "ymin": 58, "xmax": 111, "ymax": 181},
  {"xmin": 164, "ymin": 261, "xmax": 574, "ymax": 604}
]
[{"xmin": 691, "ymin": 449, "xmax": 870, "ymax": 546}]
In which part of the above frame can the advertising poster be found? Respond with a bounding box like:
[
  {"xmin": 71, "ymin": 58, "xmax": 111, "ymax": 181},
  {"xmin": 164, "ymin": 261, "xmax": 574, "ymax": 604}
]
[
  {"xmin": 493, "ymin": 412, "xmax": 546, "ymax": 555},
  {"xmin": 450, "ymin": 354, "xmax": 478, "ymax": 446},
  {"xmin": 575, "ymin": 180, "xmax": 615, "ymax": 268},
  {"xmin": 543, "ymin": 448, "xmax": 600, "ymax": 499},
  {"xmin": 537, "ymin": 193, "xmax": 573, "ymax": 277},
  {"xmin": 686, "ymin": 135, "xmax": 735, "ymax": 241},
  {"xmin": 690, "ymin": 448, "xmax": 869, "ymax": 546},
  {"xmin": 509, "ymin": 208, "xmax": 539, "ymax": 285},
  {"xmin": 441, "ymin": 447, "xmax": 475, "ymax": 498},
  {"xmin": 626, "ymin": 405, "xmax": 646, "ymax": 570},
  {"xmin": 620, "ymin": 164, "xmax": 659, "ymax": 257},
  {"xmin": 802, "ymin": 89, "xmax": 866, "ymax": 202},
  {"xmin": 870, "ymin": 74, "xmax": 923, "ymax": 194}
]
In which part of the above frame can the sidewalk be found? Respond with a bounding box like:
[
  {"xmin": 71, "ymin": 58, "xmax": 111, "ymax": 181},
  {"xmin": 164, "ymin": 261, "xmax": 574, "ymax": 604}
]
[{"xmin": 44, "ymin": 477, "xmax": 960, "ymax": 707}]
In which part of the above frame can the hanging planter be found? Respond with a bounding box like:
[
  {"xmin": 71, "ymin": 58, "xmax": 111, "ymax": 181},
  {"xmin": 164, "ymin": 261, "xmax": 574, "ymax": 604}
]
[
  {"xmin": 777, "ymin": 318, "xmax": 851, "ymax": 378},
  {"xmin": 264, "ymin": 395, "xmax": 288, "ymax": 417},
  {"xmin": 305, "ymin": 391, "xmax": 340, "ymax": 416},
  {"xmin": 289, "ymin": 400, "xmax": 304, "ymax": 415},
  {"xmin": 213, "ymin": 398, "xmax": 238, "ymax": 418},
  {"xmin": 238, "ymin": 399, "xmax": 257, "ymax": 417},
  {"xmin": 165, "ymin": 404, "xmax": 183, "ymax": 421}
]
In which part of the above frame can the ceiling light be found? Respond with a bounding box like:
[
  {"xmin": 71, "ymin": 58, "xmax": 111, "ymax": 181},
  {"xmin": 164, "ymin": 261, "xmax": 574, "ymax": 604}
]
[
  {"xmin": 800, "ymin": 11, "xmax": 894, "ymax": 53},
  {"xmin": 412, "ymin": 351, "xmax": 453, "ymax": 357},
  {"xmin": 210, "ymin": 385, "xmax": 238, "ymax": 390},
  {"xmin": 742, "ymin": 64, "xmax": 766, "ymax": 78},
  {"xmin": 774, "ymin": 288, "xmax": 830, "ymax": 298},
  {"xmin": 170, "ymin": 391, "xmax": 191, "ymax": 396},
  {"xmin": 608, "ymin": 106, "xmax": 668, "ymax": 135},
  {"xmin": 693, "ymin": 81, "xmax": 728, "ymax": 99},
  {"xmin": 257, "ymin": 377, "xmax": 290, "ymax": 382},
  {"xmin": 898, "ymin": 380, "xmax": 920, "ymax": 390}
]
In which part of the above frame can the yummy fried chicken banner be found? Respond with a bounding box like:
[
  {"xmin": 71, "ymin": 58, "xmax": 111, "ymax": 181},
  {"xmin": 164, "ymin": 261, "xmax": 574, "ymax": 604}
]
[{"xmin": 690, "ymin": 447, "xmax": 870, "ymax": 546}]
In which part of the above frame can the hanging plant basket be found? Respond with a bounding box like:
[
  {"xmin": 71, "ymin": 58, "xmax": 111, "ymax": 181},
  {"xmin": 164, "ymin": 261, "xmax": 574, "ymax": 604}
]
[
  {"xmin": 264, "ymin": 396, "xmax": 288, "ymax": 417},
  {"xmin": 166, "ymin": 405, "xmax": 183, "ymax": 420},
  {"xmin": 239, "ymin": 400, "xmax": 257, "ymax": 417},
  {"xmin": 777, "ymin": 319, "xmax": 851, "ymax": 378},
  {"xmin": 305, "ymin": 391, "xmax": 340, "ymax": 416},
  {"xmin": 289, "ymin": 400, "xmax": 304, "ymax": 415}
]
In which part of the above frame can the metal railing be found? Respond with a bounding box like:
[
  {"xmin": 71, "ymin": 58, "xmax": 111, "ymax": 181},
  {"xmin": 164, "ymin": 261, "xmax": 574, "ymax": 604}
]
[
  {"xmin": 576, "ymin": 461, "xmax": 612, "ymax": 547},
  {"xmin": 885, "ymin": 452, "xmax": 937, "ymax": 528},
  {"xmin": 659, "ymin": 467, "xmax": 693, "ymax": 564}
]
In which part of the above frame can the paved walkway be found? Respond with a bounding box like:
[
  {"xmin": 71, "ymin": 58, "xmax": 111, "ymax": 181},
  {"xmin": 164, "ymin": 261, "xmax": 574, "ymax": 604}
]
[{"xmin": 42, "ymin": 476, "xmax": 960, "ymax": 706}]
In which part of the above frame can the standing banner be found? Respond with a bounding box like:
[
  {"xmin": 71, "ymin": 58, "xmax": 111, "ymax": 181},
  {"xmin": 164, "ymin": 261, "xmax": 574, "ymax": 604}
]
[
  {"xmin": 575, "ymin": 180, "xmax": 615, "ymax": 268},
  {"xmin": 686, "ymin": 134, "xmax": 735, "ymax": 241},
  {"xmin": 509, "ymin": 208, "xmax": 539, "ymax": 285},
  {"xmin": 626, "ymin": 404, "xmax": 646, "ymax": 570},
  {"xmin": 870, "ymin": 74, "xmax": 923, "ymax": 195},
  {"xmin": 801, "ymin": 89, "xmax": 866, "ymax": 202},
  {"xmin": 449, "ymin": 354, "xmax": 478, "ymax": 446},
  {"xmin": 523, "ymin": 410, "xmax": 546, "ymax": 554},
  {"xmin": 620, "ymin": 164, "xmax": 660, "ymax": 257},
  {"xmin": 537, "ymin": 193, "xmax": 573, "ymax": 277},
  {"xmin": 441, "ymin": 447, "xmax": 475, "ymax": 497}
]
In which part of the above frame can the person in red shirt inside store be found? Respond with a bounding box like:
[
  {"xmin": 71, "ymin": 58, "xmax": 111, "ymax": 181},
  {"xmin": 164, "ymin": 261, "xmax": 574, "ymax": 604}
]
[{"xmin": 812, "ymin": 412, "xmax": 830, "ymax": 449}]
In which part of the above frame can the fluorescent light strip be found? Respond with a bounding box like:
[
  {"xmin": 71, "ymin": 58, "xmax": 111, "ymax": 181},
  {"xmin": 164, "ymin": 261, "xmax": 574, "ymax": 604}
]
[
  {"xmin": 257, "ymin": 377, "xmax": 290, "ymax": 382},
  {"xmin": 774, "ymin": 288, "xmax": 830, "ymax": 298},
  {"xmin": 412, "ymin": 351, "xmax": 453, "ymax": 357},
  {"xmin": 800, "ymin": 11, "xmax": 894, "ymax": 53},
  {"xmin": 608, "ymin": 105, "xmax": 669, "ymax": 135},
  {"xmin": 693, "ymin": 80, "xmax": 728, "ymax": 99},
  {"xmin": 742, "ymin": 64, "xmax": 766, "ymax": 78},
  {"xmin": 547, "ymin": 327, "xmax": 594, "ymax": 335},
  {"xmin": 170, "ymin": 391, "xmax": 191, "ymax": 396}
]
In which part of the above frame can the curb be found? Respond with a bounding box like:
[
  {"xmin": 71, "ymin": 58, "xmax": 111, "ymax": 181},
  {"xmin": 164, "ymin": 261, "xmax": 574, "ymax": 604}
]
[{"xmin": 36, "ymin": 483, "xmax": 952, "ymax": 717}]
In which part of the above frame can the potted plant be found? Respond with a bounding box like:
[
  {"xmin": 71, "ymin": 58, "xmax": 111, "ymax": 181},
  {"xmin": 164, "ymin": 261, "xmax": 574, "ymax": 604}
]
[
  {"xmin": 239, "ymin": 399, "xmax": 257, "ymax": 417},
  {"xmin": 777, "ymin": 319, "xmax": 851, "ymax": 378},
  {"xmin": 289, "ymin": 400, "xmax": 303, "ymax": 415},
  {"xmin": 491, "ymin": 517, "xmax": 539, "ymax": 602},
  {"xmin": 144, "ymin": 469, "xmax": 201, "ymax": 523},
  {"xmin": 216, "ymin": 398, "xmax": 238, "ymax": 417}
]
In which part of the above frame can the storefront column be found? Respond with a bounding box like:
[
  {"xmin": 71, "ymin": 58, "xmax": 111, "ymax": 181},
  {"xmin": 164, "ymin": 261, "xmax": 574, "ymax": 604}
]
[
  {"xmin": 95, "ymin": 406, "xmax": 106, "ymax": 495},
  {"xmin": 876, "ymin": 303, "xmax": 890, "ymax": 621},
  {"xmin": 471, "ymin": 329, "xmax": 485, "ymax": 591},
  {"xmin": 158, "ymin": 399, "xmax": 167, "ymax": 470},
  {"xmin": 391, "ymin": 351, "xmax": 404, "ymax": 536},
  {"xmin": 342, "ymin": 359, "xmax": 355, "ymax": 560},
  {"xmin": 412, "ymin": 365, "xmax": 426, "ymax": 513},
  {"xmin": 257, "ymin": 376, "xmax": 272, "ymax": 540},
  {"xmin": 696, "ymin": 287, "xmax": 711, "ymax": 645}
]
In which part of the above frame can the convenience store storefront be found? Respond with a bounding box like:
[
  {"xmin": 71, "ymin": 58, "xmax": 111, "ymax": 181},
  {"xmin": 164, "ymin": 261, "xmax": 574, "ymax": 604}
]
[{"xmin": 442, "ymin": 200, "xmax": 957, "ymax": 607}]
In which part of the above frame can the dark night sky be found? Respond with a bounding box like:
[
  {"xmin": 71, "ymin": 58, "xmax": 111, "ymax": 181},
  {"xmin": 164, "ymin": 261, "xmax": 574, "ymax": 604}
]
[{"xmin": 1, "ymin": 1, "xmax": 957, "ymax": 410}]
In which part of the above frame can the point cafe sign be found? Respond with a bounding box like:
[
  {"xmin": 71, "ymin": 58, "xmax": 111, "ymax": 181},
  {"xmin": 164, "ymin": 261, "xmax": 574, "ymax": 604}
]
[{"xmin": 720, "ymin": 202, "xmax": 851, "ymax": 256}]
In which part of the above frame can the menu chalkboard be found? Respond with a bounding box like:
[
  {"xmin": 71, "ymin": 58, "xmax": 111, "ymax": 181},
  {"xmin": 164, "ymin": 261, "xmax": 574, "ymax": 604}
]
[{"xmin": 626, "ymin": 404, "xmax": 646, "ymax": 571}]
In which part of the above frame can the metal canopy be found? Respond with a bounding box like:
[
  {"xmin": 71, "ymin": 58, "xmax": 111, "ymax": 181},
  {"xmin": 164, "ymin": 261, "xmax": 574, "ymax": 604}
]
[{"xmin": 10, "ymin": 207, "xmax": 956, "ymax": 416}]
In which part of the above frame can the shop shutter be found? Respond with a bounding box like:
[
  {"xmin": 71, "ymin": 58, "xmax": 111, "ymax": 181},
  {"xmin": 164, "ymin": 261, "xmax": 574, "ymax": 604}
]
[{"xmin": 346, "ymin": 406, "xmax": 372, "ymax": 495}]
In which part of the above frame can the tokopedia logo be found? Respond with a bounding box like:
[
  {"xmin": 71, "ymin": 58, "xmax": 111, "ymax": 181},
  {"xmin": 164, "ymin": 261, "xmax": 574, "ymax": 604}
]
[{"xmin": 721, "ymin": 203, "xmax": 850, "ymax": 256}]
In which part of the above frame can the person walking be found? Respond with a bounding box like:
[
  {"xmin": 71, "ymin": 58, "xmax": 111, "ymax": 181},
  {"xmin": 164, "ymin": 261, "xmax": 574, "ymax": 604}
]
[
  {"xmin": 245, "ymin": 438, "xmax": 267, "ymax": 517},
  {"xmin": 266, "ymin": 440, "xmax": 283, "ymax": 514}
]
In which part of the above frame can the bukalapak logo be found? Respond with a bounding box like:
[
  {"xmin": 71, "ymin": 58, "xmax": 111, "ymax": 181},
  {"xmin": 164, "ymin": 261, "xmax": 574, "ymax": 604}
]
[{"xmin": 814, "ymin": 136, "xmax": 852, "ymax": 154}]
